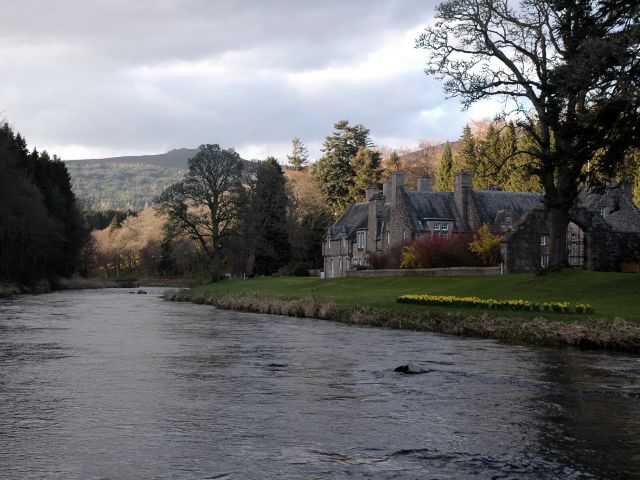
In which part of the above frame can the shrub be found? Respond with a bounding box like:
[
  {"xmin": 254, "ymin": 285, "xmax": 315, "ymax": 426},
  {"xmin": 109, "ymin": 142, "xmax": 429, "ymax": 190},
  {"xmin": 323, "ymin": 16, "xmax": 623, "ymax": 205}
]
[
  {"xmin": 411, "ymin": 233, "xmax": 482, "ymax": 268},
  {"xmin": 399, "ymin": 245, "xmax": 418, "ymax": 269},
  {"xmin": 468, "ymin": 224, "xmax": 502, "ymax": 265},
  {"xmin": 369, "ymin": 242, "xmax": 405, "ymax": 269}
]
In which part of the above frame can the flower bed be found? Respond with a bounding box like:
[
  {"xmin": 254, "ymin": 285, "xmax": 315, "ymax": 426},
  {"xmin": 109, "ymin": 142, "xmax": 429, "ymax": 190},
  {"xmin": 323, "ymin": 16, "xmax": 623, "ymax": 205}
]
[{"xmin": 397, "ymin": 294, "xmax": 594, "ymax": 314}]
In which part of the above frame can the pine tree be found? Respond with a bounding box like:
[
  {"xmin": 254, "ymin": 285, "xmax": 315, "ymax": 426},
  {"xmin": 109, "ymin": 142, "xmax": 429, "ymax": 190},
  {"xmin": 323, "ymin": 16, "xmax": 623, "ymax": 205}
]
[
  {"xmin": 250, "ymin": 157, "xmax": 291, "ymax": 275},
  {"xmin": 454, "ymin": 125, "xmax": 476, "ymax": 174},
  {"xmin": 435, "ymin": 142, "xmax": 453, "ymax": 191},
  {"xmin": 311, "ymin": 120, "xmax": 377, "ymax": 216},
  {"xmin": 349, "ymin": 147, "xmax": 381, "ymax": 202},
  {"xmin": 287, "ymin": 137, "xmax": 309, "ymax": 171},
  {"xmin": 385, "ymin": 151, "xmax": 400, "ymax": 177}
]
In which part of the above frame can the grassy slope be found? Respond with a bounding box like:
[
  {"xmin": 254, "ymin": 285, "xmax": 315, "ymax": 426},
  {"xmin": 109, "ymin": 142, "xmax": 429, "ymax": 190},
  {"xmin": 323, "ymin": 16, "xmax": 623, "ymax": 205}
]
[{"xmin": 186, "ymin": 270, "xmax": 640, "ymax": 322}]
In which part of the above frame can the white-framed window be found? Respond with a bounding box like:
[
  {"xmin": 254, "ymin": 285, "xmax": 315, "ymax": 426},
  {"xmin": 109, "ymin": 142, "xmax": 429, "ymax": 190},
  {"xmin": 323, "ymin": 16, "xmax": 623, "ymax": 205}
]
[
  {"xmin": 540, "ymin": 236, "xmax": 546, "ymax": 246},
  {"xmin": 433, "ymin": 223, "xmax": 441, "ymax": 230},
  {"xmin": 441, "ymin": 223, "xmax": 449, "ymax": 231},
  {"xmin": 387, "ymin": 232, "xmax": 390, "ymax": 244},
  {"xmin": 357, "ymin": 231, "xmax": 366, "ymax": 249},
  {"xmin": 541, "ymin": 255, "xmax": 549, "ymax": 268},
  {"xmin": 600, "ymin": 208, "xmax": 606, "ymax": 218}
]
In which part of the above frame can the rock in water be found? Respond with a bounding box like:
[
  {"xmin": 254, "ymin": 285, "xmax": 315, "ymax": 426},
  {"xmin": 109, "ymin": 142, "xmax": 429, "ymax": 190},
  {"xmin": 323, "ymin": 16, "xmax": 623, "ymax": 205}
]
[
  {"xmin": 394, "ymin": 364, "xmax": 430, "ymax": 374},
  {"xmin": 136, "ymin": 289, "xmax": 147, "ymax": 294}
]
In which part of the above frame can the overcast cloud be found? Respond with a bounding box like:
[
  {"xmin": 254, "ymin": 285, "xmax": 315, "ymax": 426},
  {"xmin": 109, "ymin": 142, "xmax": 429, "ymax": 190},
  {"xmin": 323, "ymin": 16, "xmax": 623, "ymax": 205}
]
[{"xmin": 0, "ymin": 0, "xmax": 500, "ymax": 161}]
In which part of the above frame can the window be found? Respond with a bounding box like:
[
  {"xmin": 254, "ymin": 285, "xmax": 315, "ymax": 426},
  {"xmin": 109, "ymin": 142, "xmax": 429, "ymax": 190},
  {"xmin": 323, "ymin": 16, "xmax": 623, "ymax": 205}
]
[
  {"xmin": 441, "ymin": 223, "xmax": 449, "ymax": 231},
  {"xmin": 327, "ymin": 237, "xmax": 331, "ymax": 250},
  {"xmin": 600, "ymin": 208, "xmax": 606, "ymax": 218},
  {"xmin": 387, "ymin": 232, "xmax": 390, "ymax": 244},
  {"xmin": 433, "ymin": 223, "xmax": 441, "ymax": 231},
  {"xmin": 339, "ymin": 257, "xmax": 342, "ymax": 270},
  {"xmin": 357, "ymin": 231, "xmax": 366, "ymax": 249},
  {"xmin": 541, "ymin": 255, "xmax": 549, "ymax": 268},
  {"xmin": 346, "ymin": 258, "xmax": 351, "ymax": 269},
  {"xmin": 402, "ymin": 229, "xmax": 406, "ymax": 241},
  {"xmin": 540, "ymin": 236, "xmax": 546, "ymax": 246},
  {"xmin": 342, "ymin": 238, "xmax": 347, "ymax": 249}
]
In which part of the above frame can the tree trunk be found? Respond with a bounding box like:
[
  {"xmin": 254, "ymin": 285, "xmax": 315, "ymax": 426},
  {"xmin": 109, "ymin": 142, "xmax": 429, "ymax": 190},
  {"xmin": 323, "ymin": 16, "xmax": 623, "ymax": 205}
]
[
  {"xmin": 211, "ymin": 250, "xmax": 220, "ymax": 283},
  {"xmin": 548, "ymin": 207, "xmax": 570, "ymax": 268}
]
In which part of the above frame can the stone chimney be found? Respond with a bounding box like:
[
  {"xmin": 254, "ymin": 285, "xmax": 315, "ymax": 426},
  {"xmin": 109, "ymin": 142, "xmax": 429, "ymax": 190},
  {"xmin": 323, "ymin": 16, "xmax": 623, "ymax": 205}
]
[
  {"xmin": 366, "ymin": 184, "xmax": 380, "ymax": 202},
  {"xmin": 417, "ymin": 175, "xmax": 433, "ymax": 192},
  {"xmin": 391, "ymin": 171, "xmax": 405, "ymax": 207},
  {"xmin": 367, "ymin": 184, "xmax": 383, "ymax": 253},
  {"xmin": 454, "ymin": 172, "xmax": 472, "ymax": 231},
  {"xmin": 621, "ymin": 181, "xmax": 633, "ymax": 201},
  {"xmin": 382, "ymin": 179, "xmax": 391, "ymax": 200}
]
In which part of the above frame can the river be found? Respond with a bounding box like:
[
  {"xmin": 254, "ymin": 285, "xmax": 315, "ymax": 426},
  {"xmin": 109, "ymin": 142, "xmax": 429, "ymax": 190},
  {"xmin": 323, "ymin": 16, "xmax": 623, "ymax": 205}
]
[{"xmin": 0, "ymin": 288, "xmax": 638, "ymax": 479}]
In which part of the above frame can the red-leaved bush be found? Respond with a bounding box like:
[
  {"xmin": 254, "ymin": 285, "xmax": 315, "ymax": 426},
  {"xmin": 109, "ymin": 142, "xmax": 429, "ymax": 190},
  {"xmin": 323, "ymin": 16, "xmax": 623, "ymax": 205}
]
[{"xmin": 405, "ymin": 233, "xmax": 483, "ymax": 268}]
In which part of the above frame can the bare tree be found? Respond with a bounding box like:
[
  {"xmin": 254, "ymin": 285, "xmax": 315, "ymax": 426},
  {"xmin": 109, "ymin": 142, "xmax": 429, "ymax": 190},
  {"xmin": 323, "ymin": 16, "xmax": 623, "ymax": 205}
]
[
  {"xmin": 156, "ymin": 144, "xmax": 244, "ymax": 282},
  {"xmin": 417, "ymin": 0, "xmax": 640, "ymax": 267}
]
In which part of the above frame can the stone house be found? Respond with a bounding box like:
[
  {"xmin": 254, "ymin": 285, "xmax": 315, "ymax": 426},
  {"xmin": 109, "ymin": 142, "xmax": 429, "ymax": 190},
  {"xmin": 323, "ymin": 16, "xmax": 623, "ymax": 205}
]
[{"xmin": 322, "ymin": 171, "xmax": 640, "ymax": 277}]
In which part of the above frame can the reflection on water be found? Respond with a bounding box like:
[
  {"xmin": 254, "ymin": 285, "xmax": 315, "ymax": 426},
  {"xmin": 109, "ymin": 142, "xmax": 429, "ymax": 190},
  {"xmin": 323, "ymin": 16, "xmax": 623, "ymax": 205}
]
[{"xmin": 0, "ymin": 288, "xmax": 638, "ymax": 479}]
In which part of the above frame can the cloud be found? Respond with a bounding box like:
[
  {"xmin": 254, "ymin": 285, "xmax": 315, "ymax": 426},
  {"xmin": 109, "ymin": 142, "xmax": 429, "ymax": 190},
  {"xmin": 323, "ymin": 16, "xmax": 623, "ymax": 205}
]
[{"xmin": 0, "ymin": 1, "xmax": 501, "ymax": 161}]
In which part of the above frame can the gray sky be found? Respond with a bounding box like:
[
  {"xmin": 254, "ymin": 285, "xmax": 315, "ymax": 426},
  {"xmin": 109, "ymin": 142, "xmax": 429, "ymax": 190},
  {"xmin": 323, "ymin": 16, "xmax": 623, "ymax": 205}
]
[{"xmin": 0, "ymin": 0, "xmax": 499, "ymax": 161}]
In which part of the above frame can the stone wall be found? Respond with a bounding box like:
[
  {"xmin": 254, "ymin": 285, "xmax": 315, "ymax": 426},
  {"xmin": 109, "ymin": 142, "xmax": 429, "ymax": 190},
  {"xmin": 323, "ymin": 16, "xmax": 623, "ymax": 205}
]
[
  {"xmin": 345, "ymin": 266, "xmax": 501, "ymax": 278},
  {"xmin": 501, "ymin": 208, "xmax": 547, "ymax": 274}
]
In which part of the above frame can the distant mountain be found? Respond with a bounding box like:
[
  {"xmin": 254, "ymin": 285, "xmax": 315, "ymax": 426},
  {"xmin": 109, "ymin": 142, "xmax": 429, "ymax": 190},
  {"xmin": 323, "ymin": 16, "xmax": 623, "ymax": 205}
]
[
  {"xmin": 65, "ymin": 147, "xmax": 257, "ymax": 210},
  {"xmin": 68, "ymin": 147, "xmax": 201, "ymax": 169},
  {"xmin": 65, "ymin": 148, "xmax": 201, "ymax": 210}
]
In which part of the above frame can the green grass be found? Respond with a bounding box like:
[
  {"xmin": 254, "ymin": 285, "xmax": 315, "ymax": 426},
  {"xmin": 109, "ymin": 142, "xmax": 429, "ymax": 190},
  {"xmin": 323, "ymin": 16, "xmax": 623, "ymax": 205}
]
[{"xmin": 185, "ymin": 270, "xmax": 640, "ymax": 322}]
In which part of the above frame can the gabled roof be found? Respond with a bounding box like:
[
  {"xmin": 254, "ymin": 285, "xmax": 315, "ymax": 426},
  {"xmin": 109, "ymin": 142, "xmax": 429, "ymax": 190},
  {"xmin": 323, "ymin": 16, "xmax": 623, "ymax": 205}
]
[
  {"xmin": 473, "ymin": 190, "xmax": 543, "ymax": 225},
  {"xmin": 329, "ymin": 202, "xmax": 368, "ymax": 239},
  {"xmin": 404, "ymin": 191, "xmax": 464, "ymax": 230},
  {"xmin": 577, "ymin": 184, "xmax": 640, "ymax": 233}
]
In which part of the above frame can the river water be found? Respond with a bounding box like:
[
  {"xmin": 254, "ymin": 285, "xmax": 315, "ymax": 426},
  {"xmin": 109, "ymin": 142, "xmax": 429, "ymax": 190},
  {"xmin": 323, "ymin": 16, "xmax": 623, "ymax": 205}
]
[{"xmin": 0, "ymin": 288, "xmax": 639, "ymax": 479}]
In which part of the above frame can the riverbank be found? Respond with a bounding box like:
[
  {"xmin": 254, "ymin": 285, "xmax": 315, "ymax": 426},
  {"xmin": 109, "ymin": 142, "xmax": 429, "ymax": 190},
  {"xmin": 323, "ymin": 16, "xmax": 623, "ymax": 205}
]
[{"xmin": 167, "ymin": 271, "xmax": 640, "ymax": 352}]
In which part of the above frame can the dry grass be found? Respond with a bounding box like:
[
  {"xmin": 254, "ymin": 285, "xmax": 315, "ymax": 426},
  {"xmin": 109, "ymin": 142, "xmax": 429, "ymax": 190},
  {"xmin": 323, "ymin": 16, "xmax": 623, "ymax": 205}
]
[{"xmin": 166, "ymin": 289, "xmax": 640, "ymax": 353}]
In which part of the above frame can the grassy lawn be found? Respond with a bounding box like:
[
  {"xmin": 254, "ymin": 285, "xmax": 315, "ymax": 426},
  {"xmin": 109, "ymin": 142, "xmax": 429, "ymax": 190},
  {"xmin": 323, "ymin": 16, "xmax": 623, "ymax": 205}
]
[{"xmin": 185, "ymin": 269, "xmax": 640, "ymax": 322}]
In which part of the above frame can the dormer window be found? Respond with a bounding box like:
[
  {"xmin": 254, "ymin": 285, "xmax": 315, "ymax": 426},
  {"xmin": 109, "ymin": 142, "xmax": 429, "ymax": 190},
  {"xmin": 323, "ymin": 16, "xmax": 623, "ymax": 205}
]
[
  {"xmin": 434, "ymin": 223, "xmax": 441, "ymax": 231},
  {"xmin": 357, "ymin": 231, "xmax": 366, "ymax": 249}
]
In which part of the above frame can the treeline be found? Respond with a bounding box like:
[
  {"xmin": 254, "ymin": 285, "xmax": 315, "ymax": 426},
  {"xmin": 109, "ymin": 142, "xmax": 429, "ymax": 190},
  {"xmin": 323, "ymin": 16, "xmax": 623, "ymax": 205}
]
[
  {"xmin": 66, "ymin": 162, "xmax": 186, "ymax": 210},
  {"xmin": 85, "ymin": 152, "xmax": 331, "ymax": 280},
  {"xmin": 0, "ymin": 123, "xmax": 86, "ymax": 284}
]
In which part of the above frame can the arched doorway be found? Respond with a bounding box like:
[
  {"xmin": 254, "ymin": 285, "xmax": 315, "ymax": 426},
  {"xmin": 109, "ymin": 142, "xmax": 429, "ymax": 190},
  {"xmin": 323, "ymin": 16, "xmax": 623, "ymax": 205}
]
[{"xmin": 567, "ymin": 222, "xmax": 586, "ymax": 267}]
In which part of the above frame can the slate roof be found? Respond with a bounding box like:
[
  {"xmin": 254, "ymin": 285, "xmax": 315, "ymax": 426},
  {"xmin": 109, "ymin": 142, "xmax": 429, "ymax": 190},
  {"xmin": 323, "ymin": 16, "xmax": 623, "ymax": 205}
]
[
  {"xmin": 577, "ymin": 185, "xmax": 640, "ymax": 233},
  {"xmin": 473, "ymin": 190, "xmax": 543, "ymax": 225},
  {"xmin": 329, "ymin": 202, "xmax": 368, "ymax": 239},
  {"xmin": 404, "ymin": 191, "xmax": 463, "ymax": 230}
]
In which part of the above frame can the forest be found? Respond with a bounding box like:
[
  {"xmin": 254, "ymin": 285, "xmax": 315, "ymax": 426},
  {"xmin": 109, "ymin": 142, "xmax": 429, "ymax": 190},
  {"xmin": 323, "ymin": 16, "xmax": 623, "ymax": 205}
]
[{"xmin": 0, "ymin": 123, "xmax": 87, "ymax": 285}]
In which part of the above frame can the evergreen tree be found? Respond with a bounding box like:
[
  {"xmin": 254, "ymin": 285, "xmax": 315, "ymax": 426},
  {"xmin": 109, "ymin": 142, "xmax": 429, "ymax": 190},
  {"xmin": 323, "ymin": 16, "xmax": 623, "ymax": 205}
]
[
  {"xmin": 252, "ymin": 158, "xmax": 291, "ymax": 275},
  {"xmin": 435, "ymin": 142, "xmax": 454, "ymax": 191},
  {"xmin": 384, "ymin": 151, "xmax": 400, "ymax": 177},
  {"xmin": 349, "ymin": 147, "xmax": 382, "ymax": 203},
  {"xmin": 454, "ymin": 125, "xmax": 476, "ymax": 174},
  {"xmin": 287, "ymin": 137, "xmax": 309, "ymax": 171},
  {"xmin": 311, "ymin": 120, "xmax": 377, "ymax": 216},
  {"xmin": 0, "ymin": 122, "xmax": 87, "ymax": 283}
]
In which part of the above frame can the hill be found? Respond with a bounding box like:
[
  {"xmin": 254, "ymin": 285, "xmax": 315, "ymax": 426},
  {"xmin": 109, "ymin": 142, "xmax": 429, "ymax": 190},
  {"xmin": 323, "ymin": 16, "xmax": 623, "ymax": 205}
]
[
  {"xmin": 65, "ymin": 148, "xmax": 214, "ymax": 210},
  {"xmin": 69, "ymin": 148, "xmax": 200, "ymax": 168}
]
